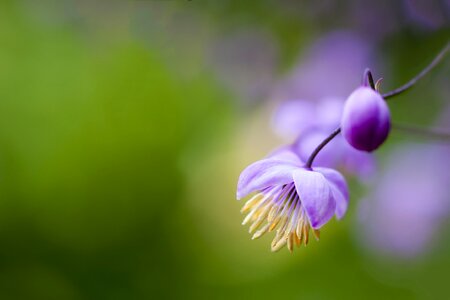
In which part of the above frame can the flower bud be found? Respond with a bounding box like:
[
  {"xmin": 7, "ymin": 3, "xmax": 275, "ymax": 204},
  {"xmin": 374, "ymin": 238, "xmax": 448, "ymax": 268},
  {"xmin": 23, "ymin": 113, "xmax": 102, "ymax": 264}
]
[{"xmin": 341, "ymin": 87, "xmax": 391, "ymax": 152}]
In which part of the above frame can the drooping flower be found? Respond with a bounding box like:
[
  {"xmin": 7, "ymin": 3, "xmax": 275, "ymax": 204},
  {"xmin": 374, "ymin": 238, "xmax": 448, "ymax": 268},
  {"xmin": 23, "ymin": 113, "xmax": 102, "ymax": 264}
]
[
  {"xmin": 237, "ymin": 149, "xmax": 349, "ymax": 252},
  {"xmin": 341, "ymin": 87, "xmax": 391, "ymax": 152}
]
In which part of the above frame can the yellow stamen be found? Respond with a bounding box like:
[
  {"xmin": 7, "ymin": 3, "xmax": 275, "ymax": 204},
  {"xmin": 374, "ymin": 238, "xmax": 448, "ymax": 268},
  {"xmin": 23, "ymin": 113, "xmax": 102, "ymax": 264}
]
[
  {"xmin": 240, "ymin": 188, "xmax": 323, "ymax": 253},
  {"xmin": 249, "ymin": 204, "xmax": 272, "ymax": 233},
  {"xmin": 294, "ymin": 232, "xmax": 301, "ymax": 246},
  {"xmin": 271, "ymin": 236, "xmax": 287, "ymax": 252},
  {"xmin": 268, "ymin": 216, "xmax": 281, "ymax": 232},
  {"xmin": 240, "ymin": 194, "xmax": 263, "ymax": 213},
  {"xmin": 252, "ymin": 223, "xmax": 270, "ymax": 240},
  {"xmin": 313, "ymin": 229, "xmax": 320, "ymax": 241},
  {"xmin": 303, "ymin": 223, "xmax": 310, "ymax": 245},
  {"xmin": 287, "ymin": 233, "xmax": 294, "ymax": 253}
]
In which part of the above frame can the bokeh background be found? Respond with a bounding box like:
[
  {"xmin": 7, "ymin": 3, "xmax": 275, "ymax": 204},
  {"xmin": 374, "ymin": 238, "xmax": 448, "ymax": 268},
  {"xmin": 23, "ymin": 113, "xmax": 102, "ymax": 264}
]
[{"xmin": 0, "ymin": 0, "xmax": 449, "ymax": 299}]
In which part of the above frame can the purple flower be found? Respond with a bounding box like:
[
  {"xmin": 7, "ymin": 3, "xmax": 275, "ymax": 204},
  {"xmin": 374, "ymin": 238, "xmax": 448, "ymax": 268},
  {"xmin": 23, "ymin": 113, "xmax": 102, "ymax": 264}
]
[
  {"xmin": 358, "ymin": 144, "xmax": 450, "ymax": 259},
  {"xmin": 272, "ymin": 31, "xmax": 374, "ymax": 101},
  {"xmin": 237, "ymin": 149, "xmax": 349, "ymax": 252},
  {"xmin": 402, "ymin": 0, "xmax": 450, "ymax": 31},
  {"xmin": 272, "ymin": 99, "xmax": 317, "ymax": 139},
  {"xmin": 272, "ymin": 97, "xmax": 343, "ymax": 139},
  {"xmin": 341, "ymin": 87, "xmax": 391, "ymax": 152}
]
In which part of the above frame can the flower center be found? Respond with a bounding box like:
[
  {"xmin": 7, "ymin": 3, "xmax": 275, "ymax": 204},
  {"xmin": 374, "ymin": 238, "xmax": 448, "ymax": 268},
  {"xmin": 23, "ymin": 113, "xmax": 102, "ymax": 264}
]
[{"xmin": 241, "ymin": 183, "xmax": 320, "ymax": 252}]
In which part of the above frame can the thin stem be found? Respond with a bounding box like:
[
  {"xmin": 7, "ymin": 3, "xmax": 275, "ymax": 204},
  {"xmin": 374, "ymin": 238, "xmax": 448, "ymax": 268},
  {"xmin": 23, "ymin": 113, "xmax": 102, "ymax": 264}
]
[
  {"xmin": 305, "ymin": 128, "xmax": 341, "ymax": 169},
  {"xmin": 382, "ymin": 42, "xmax": 450, "ymax": 99},
  {"xmin": 304, "ymin": 41, "xmax": 449, "ymax": 168},
  {"xmin": 362, "ymin": 69, "xmax": 375, "ymax": 89},
  {"xmin": 393, "ymin": 123, "xmax": 450, "ymax": 141}
]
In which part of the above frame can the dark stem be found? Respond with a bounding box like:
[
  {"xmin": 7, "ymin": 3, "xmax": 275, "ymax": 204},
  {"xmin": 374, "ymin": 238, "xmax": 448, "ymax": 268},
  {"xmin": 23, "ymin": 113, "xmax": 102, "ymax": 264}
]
[
  {"xmin": 362, "ymin": 69, "xmax": 375, "ymax": 89},
  {"xmin": 382, "ymin": 42, "xmax": 449, "ymax": 99},
  {"xmin": 393, "ymin": 123, "xmax": 450, "ymax": 141},
  {"xmin": 305, "ymin": 127, "xmax": 341, "ymax": 169},
  {"xmin": 304, "ymin": 41, "xmax": 449, "ymax": 168}
]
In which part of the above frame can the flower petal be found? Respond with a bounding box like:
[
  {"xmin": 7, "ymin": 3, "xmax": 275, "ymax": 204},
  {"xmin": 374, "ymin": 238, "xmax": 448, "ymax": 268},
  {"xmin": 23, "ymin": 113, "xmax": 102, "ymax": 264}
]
[
  {"xmin": 293, "ymin": 169, "xmax": 335, "ymax": 229},
  {"xmin": 315, "ymin": 167, "xmax": 349, "ymax": 219},
  {"xmin": 237, "ymin": 159, "xmax": 297, "ymax": 200},
  {"xmin": 315, "ymin": 167, "xmax": 349, "ymax": 198}
]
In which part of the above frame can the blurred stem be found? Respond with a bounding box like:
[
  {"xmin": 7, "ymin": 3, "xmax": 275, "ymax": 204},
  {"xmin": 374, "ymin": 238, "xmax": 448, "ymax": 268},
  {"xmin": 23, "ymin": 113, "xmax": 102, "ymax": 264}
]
[
  {"xmin": 393, "ymin": 123, "xmax": 450, "ymax": 142},
  {"xmin": 305, "ymin": 41, "xmax": 449, "ymax": 168}
]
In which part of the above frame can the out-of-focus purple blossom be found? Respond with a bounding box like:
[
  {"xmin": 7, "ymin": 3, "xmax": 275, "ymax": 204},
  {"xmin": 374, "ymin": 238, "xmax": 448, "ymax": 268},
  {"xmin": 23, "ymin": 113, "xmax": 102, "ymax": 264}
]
[
  {"xmin": 341, "ymin": 87, "xmax": 391, "ymax": 152},
  {"xmin": 272, "ymin": 99, "xmax": 317, "ymax": 138},
  {"xmin": 272, "ymin": 31, "xmax": 375, "ymax": 101},
  {"xmin": 358, "ymin": 144, "xmax": 450, "ymax": 259},
  {"xmin": 341, "ymin": 141, "xmax": 376, "ymax": 178},
  {"xmin": 402, "ymin": 0, "xmax": 450, "ymax": 30},
  {"xmin": 237, "ymin": 149, "xmax": 349, "ymax": 252},
  {"xmin": 272, "ymin": 97, "xmax": 342, "ymax": 139},
  {"xmin": 348, "ymin": 2, "xmax": 400, "ymax": 40}
]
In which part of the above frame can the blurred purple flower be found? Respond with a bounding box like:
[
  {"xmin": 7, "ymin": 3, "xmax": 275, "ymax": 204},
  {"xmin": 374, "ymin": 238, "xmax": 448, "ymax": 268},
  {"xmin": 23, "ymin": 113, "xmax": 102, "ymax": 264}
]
[
  {"xmin": 272, "ymin": 97, "xmax": 341, "ymax": 138},
  {"xmin": 237, "ymin": 149, "xmax": 349, "ymax": 252},
  {"xmin": 358, "ymin": 144, "xmax": 450, "ymax": 259},
  {"xmin": 272, "ymin": 31, "xmax": 375, "ymax": 101},
  {"xmin": 402, "ymin": 0, "xmax": 450, "ymax": 30}
]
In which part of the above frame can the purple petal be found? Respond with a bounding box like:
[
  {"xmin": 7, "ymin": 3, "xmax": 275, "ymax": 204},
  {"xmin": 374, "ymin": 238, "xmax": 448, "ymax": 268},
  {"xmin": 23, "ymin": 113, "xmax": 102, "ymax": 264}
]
[
  {"xmin": 315, "ymin": 167, "xmax": 349, "ymax": 199},
  {"xmin": 293, "ymin": 169, "xmax": 335, "ymax": 229},
  {"xmin": 237, "ymin": 159, "xmax": 297, "ymax": 200},
  {"xmin": 316, "ymin": 167, "xmax": 349, "ymax": 219}
]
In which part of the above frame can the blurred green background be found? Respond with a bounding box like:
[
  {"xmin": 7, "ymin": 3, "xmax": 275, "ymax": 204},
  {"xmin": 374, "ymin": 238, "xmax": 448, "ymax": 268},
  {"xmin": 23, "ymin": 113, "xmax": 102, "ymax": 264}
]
[{"xmin": 0, "ymin": 1, "xmax": 448, "ymax": 299}]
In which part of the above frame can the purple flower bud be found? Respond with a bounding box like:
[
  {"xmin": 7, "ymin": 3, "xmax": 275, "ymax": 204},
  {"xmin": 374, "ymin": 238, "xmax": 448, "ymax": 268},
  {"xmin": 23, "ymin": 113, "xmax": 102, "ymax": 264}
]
[{"xmin": 341, "ymin": 87, "xmax": 391, "ymax": 152}]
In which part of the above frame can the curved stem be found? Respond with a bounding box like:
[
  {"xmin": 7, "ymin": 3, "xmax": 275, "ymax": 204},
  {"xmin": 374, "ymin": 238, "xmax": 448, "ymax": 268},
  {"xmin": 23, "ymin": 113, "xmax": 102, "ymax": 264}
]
[
  {"xmin": 393, "ymin": 123, "xmax": 450, "ymax": 141},
  {"xmin": 305, "ymin": 128, "xmax": 341, "ymax": 169},
  {"xmin": 304, "ymin": 41, "xmax": 449, "ymax": 168},
  {"xmin": 382, "ymin": 42, "xmax": 449, "ymax": 99},
  {"xmin": 362, "ymin": 68, "xmax": 375, "ymax": 89}
]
